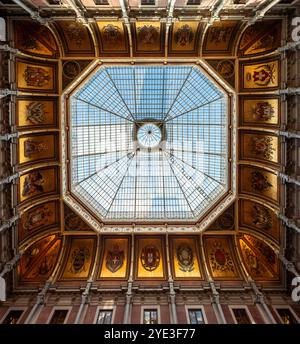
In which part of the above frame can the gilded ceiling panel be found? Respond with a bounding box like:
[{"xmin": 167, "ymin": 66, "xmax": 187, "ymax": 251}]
[{"xmin": 18, "ymin": 201, "xmax": 59, "ymax": 244}]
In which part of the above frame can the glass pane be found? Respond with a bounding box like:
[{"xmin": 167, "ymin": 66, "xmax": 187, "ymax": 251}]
[
  {"xmin": 232, "ymin": 308, "xmax": 251, "ymax": 324},
  {"xmin": 2, "ymin": 310, "xmax": 23, "ymax": 324},
  {"xmin": 97, "ymin": 310, "xmax": 113, "ymax": 324},
  {"xmin": 49, "ymin": 310, "xmax": 68, "ymax": 324},
  {"xmin": 277, "ymin": 309, "xmax": 298, "ymax": 324},
  {"xmin": 144, "ymin": 310, "xmax": 158, "ymax": 324},
  {"xmin": 188, "ymin": 309, "xmax": 204, "ymax": 324}
]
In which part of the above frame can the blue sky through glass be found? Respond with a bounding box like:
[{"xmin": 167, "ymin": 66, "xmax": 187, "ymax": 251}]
[{"xmin": 70, "ymin": 65, "xmax": 228, "ymax": 221}]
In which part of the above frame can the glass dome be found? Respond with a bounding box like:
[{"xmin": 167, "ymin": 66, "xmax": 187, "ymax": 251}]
[{"xmin": 70, "ymin": 65, "xmax": 228, "ymax": 221}]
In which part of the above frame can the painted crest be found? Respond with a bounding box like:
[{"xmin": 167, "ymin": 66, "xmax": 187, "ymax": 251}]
[
  {"xmin": 65, "ymin": 23, "xmax": 85, "ymax": 47},
  {"xmin": 141, "ymin": 245, "xmax": 160, "ymax": 271},
  {"xmin": 246, "ymin": 63, "xmax": 276, "ymax": 86},
  {"xmin": 69, "ymin": 247, "xmax": 90, "ymax": 274},
  {"xmin": 252, "ymin": 204, "xmax": 272, "ymax": 230},
  {"xmin": 210, "ymin": 27, "xmax": 232, "ymax": 45},
  {"xmin": 63, "ymin": 61, "xmax": 81, "ymax": 79},
  {"xmin": 138, "ymin": 25, "xmax": 159, "ymax": 45},
  {"xmin": 23, "ymin": 66, "xmax": 51, "ymax": 87},
  {"xmin": 174, "ymin": 25, "xmax": 194, "ymax": 47},
  {"xmin": 252, "ymin": 101, "xmax": 275, "ymax": 121},
  {"xmin": 250, "ymin": 136, "xmax": 275, "ymax": 159},
  {"xmin": 22, "ymin": 171, "xmax": 45, "ymax": 197},
  {"xmin": 26, "ymin": 102, "xmax": 47, "ymax": 124},
  {"xmin": 209, "ymin": 241, "xmax": 235, "ymax": 273},
  {"xmin": 106, "ymin": 245, "xmax": 124, "ymax": 273},
  {"xmin": 177, "ymin": 245, "xmax": 194, "ymax": 272},
  {"xmin": 24, "ymin": 139, "xmax": 48, "ymax": 158},
  {"xmin": 250, "ymin": 171, "xmax": 272, "ymax": 192},
  {"xmin": 23, "ymin": 206, "xmax": 53, "ymax": 231},
  {"xmin": 102, "ymin": 24, "xmax": 121, "ymax": 43},
  {"xmin": 217, "ymin": 60, "xmax": 235, "ymax": 79}
]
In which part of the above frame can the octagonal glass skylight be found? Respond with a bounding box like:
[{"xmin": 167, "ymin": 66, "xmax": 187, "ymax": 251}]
[{"xmin": 70, "ymin": 65, "xmax": 228, "ymax": 221}]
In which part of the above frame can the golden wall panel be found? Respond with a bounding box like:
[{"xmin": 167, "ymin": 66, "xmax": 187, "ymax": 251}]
[
  {"xmin": 239, "ymin": 165, "xmax": 279, "ymax": 204},
  {"xmin": 16, "ymin": 98, "xmax": 57, "ymax": 129},
  {"xmin": 16, "ymin": 60, "xmax": 56, "ymax": 93},
  {"xmin": 239, "ymin": 199, "xmax": 280, "ymax": 243},
  {"xmin": 19, "ymin": 167, "xmax": 58, "ymax": 203},
  {"xmin": 99, "ymin": 237, "xmax": 129, "ymax": 279},
  {"xmin": 169, "ymin": 21, "xmax": 200, "ymax": 54},
  {"xmin": 133, "ymin": 22, "xmax": 164, "ymax": 56},
  {"xmin": 18, "ymin": 234, "xmax": 61, "ymax": 283},
  {"xmin": 136, "ymin": 237, "xmax": 165, "ymax": 279},
  {"xmin": 14, "ymin": 20, "xmax": 58, "ymax": 58},
  {"xmin": 61, "ymin": 237, "xmax": 96, "ymax": 280},
  {"xmin": 170, "ymin": 236, "xmax": 201, "ymax": 279},
  {"xmin": 240, "ymin": 97, "xmax": 279, "ymax": 127},
  {"xmin": 203, "ymin": 21, "xmax": 239, "ymax": 55},
  {"xmin": 240, "ymin": 59, "xmax": 279, "ymax": 91},
  {"xmin": 18, "ymin": 133, "xmax": 57, "ymax": 165},
  {"xmin": 96, "ymin": 21, "xmax": 128, "ymax": 54},
  {"xmin": 54, "ymin": 21, "xmax": 95, "ymax": 56},
  {"xmin": 18, "ymin": 201, "xmax": 59, "ymax": 243},
  {"xmin": 203, "ymin": 236, "xmax": 240, "ymax": 280},
  {"xmin": 238, "ymin": 235, "xmax": 279, "ymax": 281},
  {"xmin": 238, "ymin": 21, "xmax": 281, "ymax": 57},
  {"xmin": 240, "ymin": 132, "xmax": 279, "ymax": 164}
]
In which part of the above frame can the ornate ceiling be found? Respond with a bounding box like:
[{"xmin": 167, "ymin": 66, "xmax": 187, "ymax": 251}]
[{"xmin": 0, "ymin": 0, "xmax": 299, "ymax": 298}]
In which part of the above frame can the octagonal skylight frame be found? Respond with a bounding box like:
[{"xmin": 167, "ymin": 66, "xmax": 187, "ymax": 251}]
[{"xmin": 61, "ymin": 60, "xmax": 236, "ymax": 230}]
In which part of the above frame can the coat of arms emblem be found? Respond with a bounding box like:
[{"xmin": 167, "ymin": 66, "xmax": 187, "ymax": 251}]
[
  {"xmin": 24, "ymin": 139, "xmax": 48, "ymax": 158},
  {"xmin": 106, "ymin": 245, "xmax": 124, "ymax": 273},
  {"xmin": 23, "ymin": 66, "xmax": 51, "ymax": 87},
  {"xmin": 138, "ymin": 25, "xmax": 159, "ymax": 45},
  {"xmin": 252, "ymin": 101, "xmax": 275, "ymax": 121},
  {"xmin": 23, "ymin": 205, "xmax": 53, "ymax": 231},
  {"xmin": 26, "ymin": 102, "xmax": 47, "ymax": 124},
  {"xmin": 246, "ymin": 63, "xmax": 276, "ymax": 86},
  {"xmin": 174, "ymin": 24, "xmax": 194, "ymax": 47},
  {"xmin": 177, "ymin": 245, "xmax": 194, "ymax": 272},
  {"xmin": 102, "ymin": 24, "xmax": 121, "ymax": 44},
  {"xmin": 69, "ymin": 247, "xmax": 90, "ymax": 274},
  {"xmin": 141, "ymin": 245, "xmax": 160, "ymax": 271}
]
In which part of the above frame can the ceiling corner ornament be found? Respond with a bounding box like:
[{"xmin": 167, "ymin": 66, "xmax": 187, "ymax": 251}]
[
  {"xmin": 141, "ymin": 245, "xmax": 160, "ymax": 271},
  {"xmin": 216, "ymin": 60, "xmax": 235, "ymax": 79}
]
